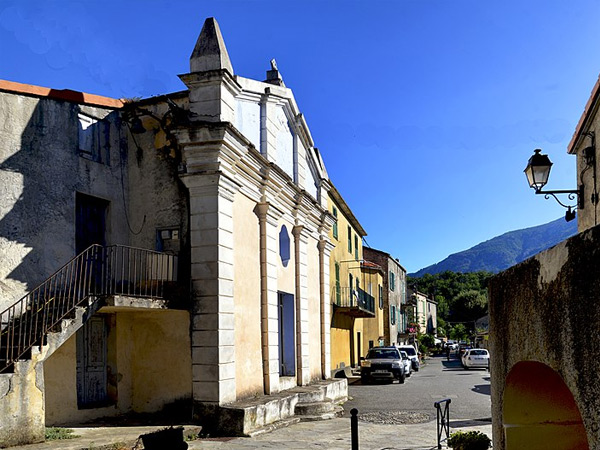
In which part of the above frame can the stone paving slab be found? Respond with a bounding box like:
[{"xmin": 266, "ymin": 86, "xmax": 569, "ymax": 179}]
[
  {"xmin": 6, "ymin": 419, "xmax": 492, "ymax": 450},
  {"xmin": 186, "ymin": 418, "xmax": 492, "ymax": 450}
]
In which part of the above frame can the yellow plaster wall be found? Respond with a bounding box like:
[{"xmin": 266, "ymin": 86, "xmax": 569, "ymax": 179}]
[
  {"xmin": 44, "ymin": 310, "xmax": 192, "ymax": 424},
  {"xmin": 44, "ymin": 331, "xmax": 120, "ymax": 425},
  {"xmin": 327, "ymin": 194, "xmax": 365, "ymax": 369},
  {"xmin": 360, "ymin": 272, "xmax": 384, "ymax": 353},
  {"xmin": 307, "ymin": 236, "xmax": 322, "ymax": 380},
  {"xmin": 277, "ymin": 218, "xmax": 296, "ymax": 295},
  {"xmin": 233, "ymin": 194, "xmax": 263, "ymax": 398},
  {"xmin": 124, "ymin": 310, "xmax": 192, "ymax": 412},
  {"xmin": 330, "ymin": 320, "xmax": 351, "ymax": 370}
]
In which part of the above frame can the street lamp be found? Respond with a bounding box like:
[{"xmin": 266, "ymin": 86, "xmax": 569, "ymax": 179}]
[{"xmin": 524, "ymin": 137, "xmax": 596, "ymax": 222}]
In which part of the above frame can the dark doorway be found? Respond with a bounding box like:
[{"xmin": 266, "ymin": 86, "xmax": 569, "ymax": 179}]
[
  {"xmin": 278, "ymin": 292, "xmax": 295, "ymax": 376},
  {"xmin": 76, "ymin": 193, "xmax": 108, "ymax": 254},
  {"xmin": 76, "ymin": 315, "xmax": 109, "ymax": 408}
]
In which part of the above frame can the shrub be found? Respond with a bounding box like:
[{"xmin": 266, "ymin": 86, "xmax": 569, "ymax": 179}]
[
  {"xmin": 447, "ymin": 430, "xmax": 491, "ymax": 450},
  {"xmin": 45, "ymin": 427, "xmax": 79, "ymax": 440}
]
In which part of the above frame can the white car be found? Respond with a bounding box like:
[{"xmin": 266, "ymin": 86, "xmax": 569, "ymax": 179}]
[
  {"xmin": 397, "ymin": 345, "xmax": 420, "ymax": 371},
  {"xmin": 461, "ymin": 349, "xmax": 489, "ymax": 369},
  {"xmin": 399, "ymin": 350, "xmax": 412, "ymax": 377}
]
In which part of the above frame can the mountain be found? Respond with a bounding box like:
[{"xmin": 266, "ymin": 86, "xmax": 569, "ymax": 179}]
[{"xmin": 411, "ymin": 217, "xmax": 577, "ymax": 277}]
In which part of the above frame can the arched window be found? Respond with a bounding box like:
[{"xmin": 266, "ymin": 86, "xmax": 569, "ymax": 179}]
[{"xmin": 279, "ymin": 225, "xmax": 290, "ymax": 267}]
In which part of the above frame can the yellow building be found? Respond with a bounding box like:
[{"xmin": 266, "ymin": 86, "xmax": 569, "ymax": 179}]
[{"xmin": 328, "ymin": 185, "xmax": 384, "ymax": 376}]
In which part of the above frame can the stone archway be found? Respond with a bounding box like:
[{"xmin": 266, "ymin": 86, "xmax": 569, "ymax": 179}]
[{"xmin": 503, "ymin": 361, "xmax": 589, "ymax": 450}]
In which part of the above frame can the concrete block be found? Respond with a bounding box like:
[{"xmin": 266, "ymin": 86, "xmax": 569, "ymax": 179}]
[
  {"xmin": 193, "ymin": 381, "xmax": 220, "ymax": 403},
  {"xmin": 193, "ymin": 363, "xmax": 219, "ymax": 383},
  {"xmin": 218, "ymin": 378, "xmax": 237, "ymax": 403},
  {"xmin": 192, "ymin": 347, "xmax": 219, "ymax": 365},
  {"xmin": 219, "ymin": 361, "xmax": 236, "ymax": 380}
]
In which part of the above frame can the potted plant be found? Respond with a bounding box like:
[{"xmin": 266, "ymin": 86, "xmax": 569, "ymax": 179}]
[{"xmin": 447, "ymin": 431, "xmax": 491, "ymax": 450}]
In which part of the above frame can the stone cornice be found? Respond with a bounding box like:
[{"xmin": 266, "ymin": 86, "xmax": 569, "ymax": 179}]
[
  {"xmin": 179, "ymin": 69, "xmax": 242, "ymax": 97},
  {"xmin": 176, "ymin": 120, "xmax": 327, "ymax": 231}
]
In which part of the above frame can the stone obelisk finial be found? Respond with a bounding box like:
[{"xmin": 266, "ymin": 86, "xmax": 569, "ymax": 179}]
[{"xmin": 190, "ymin": 17, "xmax": 234, "ymax": 74}]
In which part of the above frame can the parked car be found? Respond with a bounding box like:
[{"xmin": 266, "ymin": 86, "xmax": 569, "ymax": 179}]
[
  {"xmin": 458, "ymin": 343, "xmax": 472, "ymax": 357},
  {"xmin": 399, "ymin": 350, "xmax": 412, "ymax": 377},
  {"xmin": 461, "ymin": 348, "xmax": 490, "ymax": 369},
  {"xmin": 397, "ymin": 345, "xmax": 420, "ymax": 371},
  {"xmin": 360, "ymin": 347, "xmax": 406, "ymax": 384}
]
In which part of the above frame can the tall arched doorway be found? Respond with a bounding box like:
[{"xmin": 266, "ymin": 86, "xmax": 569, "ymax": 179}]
[{"xmin": 503, "ymin": 361, "xmax": 589, "ymax": 450}]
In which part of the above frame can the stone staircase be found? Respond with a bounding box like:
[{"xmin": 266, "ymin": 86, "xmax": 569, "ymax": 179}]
[
  {"xmin": 214, "ymin": 379, "xmax": 348, "ymax": 437},
  {"xmin": 0, "ymin": 245, "xmax": 179, "ymax": 447}
]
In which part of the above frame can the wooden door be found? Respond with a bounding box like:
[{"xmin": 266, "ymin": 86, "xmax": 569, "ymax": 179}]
[
  {"xmin": 76, "ymin": 193, "xmax": 108, "ymax": 254},
  {"xmin": 76, "ymin": 316, "xmax": 108, "ymax": 408}
]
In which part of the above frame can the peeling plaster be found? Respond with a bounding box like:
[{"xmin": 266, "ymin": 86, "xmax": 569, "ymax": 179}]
[{"xmin": 0, "ymin": 375, "xmax": 11, "ymax": 398}]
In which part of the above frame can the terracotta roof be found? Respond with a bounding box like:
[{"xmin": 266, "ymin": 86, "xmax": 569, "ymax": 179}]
[
  {"xmin": 568, "ymin": 74, "xmax": 600, "ymax": 154},
  {"xmin": 361, "ymin": 260, "xmax": 383, "ymax": 273},
  {"xmin": 0, "ymin": 79, "xmax": 124, "ymax": 109}
]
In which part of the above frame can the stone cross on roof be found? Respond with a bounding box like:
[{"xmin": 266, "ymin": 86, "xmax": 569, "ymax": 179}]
[{"xmin": 266, "ymin": 58, "xmax": 285, "ymax": 87}]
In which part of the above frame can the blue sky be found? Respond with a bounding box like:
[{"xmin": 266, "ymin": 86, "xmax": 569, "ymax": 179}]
[{"xmin": 1, "ymin": 0, "xmax": 599, "ymax": 272}]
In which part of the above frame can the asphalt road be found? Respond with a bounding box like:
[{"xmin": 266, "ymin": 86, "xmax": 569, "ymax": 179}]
[{"xmin": 343, "ymin": 355, "xmax": 491, "ymax": 422}]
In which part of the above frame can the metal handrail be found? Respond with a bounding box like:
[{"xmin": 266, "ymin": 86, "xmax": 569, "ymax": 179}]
[
  {"xmin": 333, "ymin": 287, "xmax": 375, "ymax": 313},
  {"xmin": 434, "ymin": 398, "xmax": 451, "ymax": 449},
  {"xmin": 0, "ymin": 245, "xmax": 178, "ymax": 373}
]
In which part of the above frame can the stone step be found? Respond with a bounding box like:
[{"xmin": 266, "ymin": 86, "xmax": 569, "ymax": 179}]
[
  {"xmin": 246, "ymin": 416, "xmax": 301, "ymax": 437},
  {"xmin": 295, "ymin": 400, "xmax": 335, "ymax": 416},
  {"xmin": 297, "ymin": 405, "xmax": 344, "ymax": 422}
]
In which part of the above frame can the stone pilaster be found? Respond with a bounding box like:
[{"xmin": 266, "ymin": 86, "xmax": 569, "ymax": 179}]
[
  {"xmin": 260, "ymin": 89, "xmax": 280, "ymax": 161},
  {"xmin": 255, "ymin": 202, "xmax": 282, "ymax": 394},
  {"xmin": 292, "ymin": 225, "xmax": 310, "ymax": 385},
  {"xmin": 318, "ymin": 238, "xmax": 334, "ymax": 378},
  {"xmin": 181, "ymin": 172, "xmax": 238, "ymax": 405}
]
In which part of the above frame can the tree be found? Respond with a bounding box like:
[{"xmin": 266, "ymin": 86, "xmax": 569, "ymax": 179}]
[
  {"xmin": 449, "ymin": 323, "xmax": 469, "ymax": 342},
  {"xmin": 419, "ymin": 333, "xmax": 436, "ymax": 349},
  {"xmin": 452, "ymin": 289, "xmax": 487, "ymax": 322}
]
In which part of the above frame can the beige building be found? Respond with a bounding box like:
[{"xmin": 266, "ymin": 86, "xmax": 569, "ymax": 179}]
[{"xmin": 0, "ymin": 18, "xmax": 347, "ymax": 446}]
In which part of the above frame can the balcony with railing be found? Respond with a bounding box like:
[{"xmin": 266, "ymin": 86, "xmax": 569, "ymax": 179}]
[{"xmin": 332, "ymin": 286, "xmax": 375, "ymax": 317}]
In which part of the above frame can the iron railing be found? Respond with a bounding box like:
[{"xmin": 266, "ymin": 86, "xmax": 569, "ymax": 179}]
[
  {"xmin": 434, "ymin": 398, "xmax": 451, "ymax": 449},
  {"xmin": 0, "ymin": 245, "xmax": 178, "ymax": 373},
  {"xmin": 334, "ymin": 287, "xmax": 375, "ymax": 314}
]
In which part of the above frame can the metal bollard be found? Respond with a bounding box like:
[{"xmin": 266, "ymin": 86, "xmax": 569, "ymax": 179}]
[{"xmin": 350, "ymin": 408, "xmax": 359, "ymax": 450}]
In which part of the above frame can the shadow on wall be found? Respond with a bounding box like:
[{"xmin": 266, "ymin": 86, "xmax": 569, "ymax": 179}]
[
  {"xmin": 0, "ymin": 96, "xmax": 118, "ymax": 305},
  {"xmin": 503, "ymin": 361, "xmax": 589, "ymax": 450}
]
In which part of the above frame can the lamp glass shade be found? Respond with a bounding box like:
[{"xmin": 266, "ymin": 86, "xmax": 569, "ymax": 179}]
[{"xmin": 524, "ymin": 149, "xmax": 552, "ymax": 190}]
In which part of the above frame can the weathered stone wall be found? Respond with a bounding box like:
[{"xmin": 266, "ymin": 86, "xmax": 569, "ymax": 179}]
[
  {"xmin": 126, "ymin": 99, "xmax": 189, "ymax": 258},
  {"xmin": 0, "ymin": 359, "xmax": 45, "ymax": 447},
  {"xmin": 0, "ymin": 92, "xmax": 128, "ymax": 312},
  {"xmin": 489, "ymin": 224, "xmax": 600, "ymax": 449}
]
